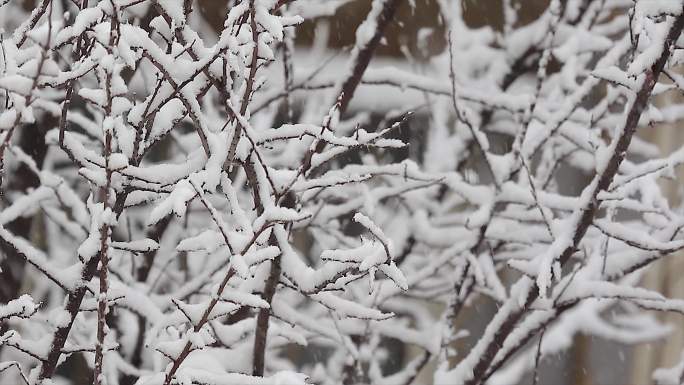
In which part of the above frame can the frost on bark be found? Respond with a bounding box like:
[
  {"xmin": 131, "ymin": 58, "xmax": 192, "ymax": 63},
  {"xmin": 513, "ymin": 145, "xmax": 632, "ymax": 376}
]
[{"xmin": 0, "ymin": 1, "xmax": 683, "ymax": 385}]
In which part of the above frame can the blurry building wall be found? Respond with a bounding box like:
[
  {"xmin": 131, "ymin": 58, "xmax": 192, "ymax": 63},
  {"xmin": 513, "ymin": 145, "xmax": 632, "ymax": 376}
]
[{"xmin": 631, "ymin": 88, "xmax": 684, "ymax": 384}]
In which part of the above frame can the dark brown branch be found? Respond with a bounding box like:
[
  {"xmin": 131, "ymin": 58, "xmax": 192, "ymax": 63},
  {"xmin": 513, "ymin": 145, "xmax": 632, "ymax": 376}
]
[
  {"xmin": 225, "ymin": 0, "xmax": 260, "ymax": 170},
  {"xmin": 336, "ymin": 0, "xmax": 403, "ymax": 113},
  {"xmin": 252, "ymin": 253, "xmax": 282, "ymax": 376}
]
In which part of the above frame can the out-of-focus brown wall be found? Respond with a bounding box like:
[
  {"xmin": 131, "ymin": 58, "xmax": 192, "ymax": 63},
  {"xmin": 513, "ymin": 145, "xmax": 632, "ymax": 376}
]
[{"xmin": 197, "ymin": 0, "xmax": 549, "ymax": 59}]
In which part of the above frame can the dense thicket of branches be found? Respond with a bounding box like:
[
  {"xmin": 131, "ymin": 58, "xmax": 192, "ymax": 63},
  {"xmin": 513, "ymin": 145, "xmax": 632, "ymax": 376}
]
[{"xmin": 1, "ymin": 0, "xmax": 684, "ymax": 384}]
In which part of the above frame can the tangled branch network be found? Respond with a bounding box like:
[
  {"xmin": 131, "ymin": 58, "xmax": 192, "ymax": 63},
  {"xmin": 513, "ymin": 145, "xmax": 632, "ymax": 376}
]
[{"xmin": 0, "ymin": 0, "xmax": 684, "ymax": 384}]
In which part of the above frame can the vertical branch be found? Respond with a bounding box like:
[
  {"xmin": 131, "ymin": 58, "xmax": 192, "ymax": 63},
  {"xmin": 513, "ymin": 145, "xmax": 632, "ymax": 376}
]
[
  {"xmin": 93, "ymin": 133, "xmax": 113, "ymax": 385},
  {"xmin": 532, "ymin": 329, "xmax": 545, "ymax": 385},
  {"xmin": 252, "ymin": 187, "xmax": 295, "ymax": 378},
  {"xmin": 225, "ymin": 0, "xmax": 260, "ymax": 170},
  {"xmin": 252, "ymin": 254, "xmax": 282, "ymax": 376},
  {"xmin": 447, "ymin": 32, "xmax": 500, "ymax": 189},
  {"xmin": 281, "ymin": 38, "xmax": 294, "ymax": 124},
  {"xmin": 94, "ymin": 4, "xmax": 119, "ymax": 383}
]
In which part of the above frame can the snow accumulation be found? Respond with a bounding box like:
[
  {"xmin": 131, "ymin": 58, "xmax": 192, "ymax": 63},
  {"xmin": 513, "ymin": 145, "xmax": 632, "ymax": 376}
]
[{"xmin": 0, "ymin": 0, "xmax": 683, "ymax": 384}]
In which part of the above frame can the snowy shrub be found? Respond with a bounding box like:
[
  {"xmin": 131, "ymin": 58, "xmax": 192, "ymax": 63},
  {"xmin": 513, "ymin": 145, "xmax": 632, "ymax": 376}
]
[{"xmin": 0, "ymin": 0, "xmax": 684, "ymax": 384}]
